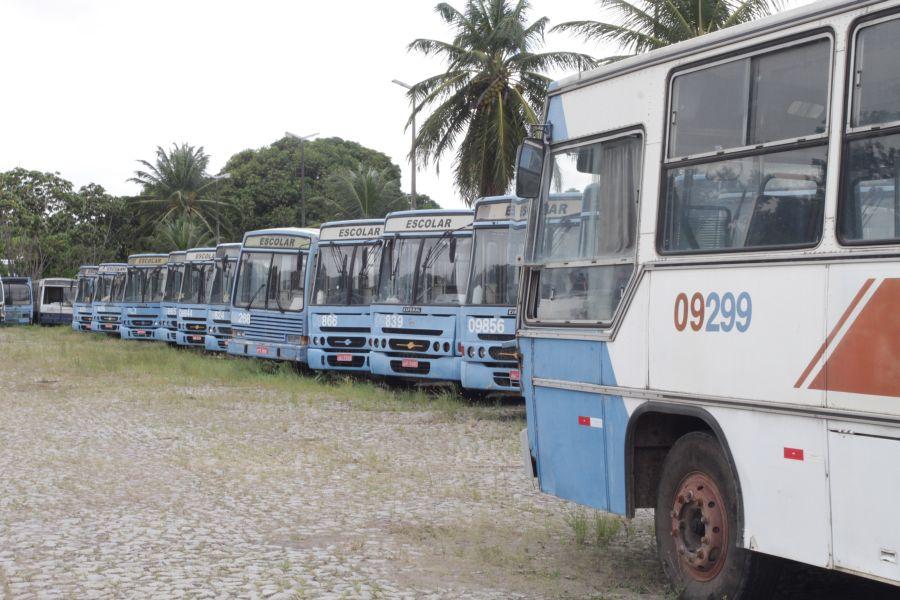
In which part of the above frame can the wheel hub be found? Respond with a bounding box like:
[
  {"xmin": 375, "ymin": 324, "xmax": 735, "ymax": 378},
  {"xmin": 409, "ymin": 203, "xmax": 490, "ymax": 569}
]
[{"xmin": 669, "ymin": 471, "xmax": 727, "ymax": 582}]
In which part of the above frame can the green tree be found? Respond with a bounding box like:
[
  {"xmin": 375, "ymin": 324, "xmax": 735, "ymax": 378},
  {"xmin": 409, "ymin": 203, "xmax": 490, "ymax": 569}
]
[
  {"xmin": 408, "ymin": 0, "xmax": 595, "ymax": 204},
  {"xmin": 152, "ymin": 214, "xmax": 214, "ymax": 251},
  {"xmin": 325, "ymin": 164, "xmax": 407, "ymax": 219},
  {"xmin": 553, "ymin": 0, "xmax": 784, "ymax": 62}
]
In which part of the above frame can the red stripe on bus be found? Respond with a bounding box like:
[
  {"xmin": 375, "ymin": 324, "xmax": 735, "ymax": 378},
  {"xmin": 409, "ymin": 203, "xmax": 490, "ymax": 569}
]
[{"xmin": 794, "ymin": 278, "xmax": 875, "ymax": 388}]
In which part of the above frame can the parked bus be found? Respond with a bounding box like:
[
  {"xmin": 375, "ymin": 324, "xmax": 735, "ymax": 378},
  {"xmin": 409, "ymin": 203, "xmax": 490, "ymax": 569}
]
[
  {"xmin": 0, "ymin": 277, "xmax": 34, "ymax": 325},
  {"xmin": 35, "ymin": 278, "xmax": 76, "ymax": 325},
  {"xmin": 90, "ymin": 263, "xmax": 127, "ymax": 334},
  {"xmin": 369, "ymin": 210, "xmax": 473, "ymax": 382},
  {"xmin": 72, "ymin": 266, "xmax": 98, "ymax": 332},
  {"xmin": 228, "ymin": 228, "xmax": 319, "ymax": 363},
  {"xmin": 155, "ymin": 251, "xmax": 186, "ymax": 343},
  {"xmin": 176, "ymin": 247, "xmax": 216, "ymax": 347},
  {"xmin": 204, "ymin": 242, "xmax": 241, "ymax": 352},
  {"xmin": 308, "ymin": 219, "xmax": 384, "ymax": 372},
  {"xmin": 120, "ymin": 254, "xmax": 168, "ymax": 340},
  {"xmin": 512, "ymin": 1, "xmax": 900, "ymax": 596}
]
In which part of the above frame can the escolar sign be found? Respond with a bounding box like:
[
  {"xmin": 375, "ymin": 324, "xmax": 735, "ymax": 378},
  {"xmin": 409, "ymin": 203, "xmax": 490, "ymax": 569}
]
[
  {"xmin": 384, "ymin": 213, "xmax": 473, "ymax": 234},
  {"xmin": 319, "ymin": 224, "xmax": 383, "ymax": 241},
  {"xmin": 128, "ymin": 256, "xmax": 168, "ymax": 267},
  {"xmin": 99, "ymin": 264, "xmax": 128, "ymax": 274},
  {"xmin": 244, "ymin": 234, "xmax": 311, "ymax": 250},
  {"xmin": 186, "ymin": 250, "xmax": 216, "ymax": 262}
]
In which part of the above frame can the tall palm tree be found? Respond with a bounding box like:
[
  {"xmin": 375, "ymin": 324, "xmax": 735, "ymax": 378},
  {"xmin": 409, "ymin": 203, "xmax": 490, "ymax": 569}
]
[
  {"xmin": 328, "ymin": 164, "xmax": 407, "ymax": 219},
  {"xmin": 408, "ymin": 0, "xmax": 596, "ymax": 204},
  {"xmin": 129, "ymin": 143, "xmax": 224, "ymax": 232},
  {"xmin": 553, "ymin": 0, "xmax": 785, "ymax": 62},
  {"xmin": 153, "ymin": 214, "xmax": 213, "ymax": 251}
]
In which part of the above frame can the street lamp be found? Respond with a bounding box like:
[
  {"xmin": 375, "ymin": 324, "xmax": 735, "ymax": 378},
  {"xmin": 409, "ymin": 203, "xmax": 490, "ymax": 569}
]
[
  {"xmin": 392, "ymin": 79, "xmax": 417, "ymax": 210},
  {"xmin": 285, "ymin": 131, "xmax": 318, "ymax": 227},
  {"xmin": 210, "ymin": 172, "xmax": 231, "ymax": 244}
]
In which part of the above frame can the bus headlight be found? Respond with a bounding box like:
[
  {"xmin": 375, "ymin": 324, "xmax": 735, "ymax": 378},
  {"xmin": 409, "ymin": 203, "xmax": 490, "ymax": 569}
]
[
  {"xmin": 286, "ymin": 334, "xmax": 303, "ymax": 345},
  {"xmin": 478, "ymin": 347, "xmax": 486, "ymax": 358},
  {"xmin": 467, "ymin": 346, "xmax": 474, "ymax": 358}
]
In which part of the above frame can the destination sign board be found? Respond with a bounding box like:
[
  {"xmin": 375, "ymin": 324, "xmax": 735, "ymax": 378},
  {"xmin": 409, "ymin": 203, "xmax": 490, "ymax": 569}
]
[
  {"xmin": 384, "ymin": 213, "xmax": 473, "ymax": 234},
  {"xmin": 186, "ymin": 250, "xmax": 216, "ymax": 262},
  {"xmin": 98, "ymin": 264, "xmax": 128, "ymax": 274},
  {"xmin": 475, "ymin": 201, "xmax": 517, "ymax": 221},
  {"xmin": 243, "ymin": 234, "xmax": 311, "ymax": 250},
  {"xmin": 319, "ymin": 223, "xmax": 383, "ymax": 242},
  {"xmin": 128, "ymin": 255, "xmax": 168, "ymax": 267},
  {"xmin": 168, "ymin": 252, "xmax": 186, "ymax": 264},
  {"xmin": 79, "ymin": 267, "xmax": 98, "ymax": 277},
  {"xmin": 216, "ymin": 245, "xmax": 241, "ymax": 260}
]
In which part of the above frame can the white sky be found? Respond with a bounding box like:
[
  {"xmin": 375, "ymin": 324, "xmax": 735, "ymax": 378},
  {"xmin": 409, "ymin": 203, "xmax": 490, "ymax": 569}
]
[{"xmin": 0, "ymin": 0, "xmax": 813, "ymax": 210}]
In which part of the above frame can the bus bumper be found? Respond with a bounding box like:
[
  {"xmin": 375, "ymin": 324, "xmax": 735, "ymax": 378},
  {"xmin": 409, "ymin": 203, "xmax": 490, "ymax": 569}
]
[
  {"xmin": 204, "ymin": 334, "xmax": 230, "ymax": 352},
  {"xmin": 308, "ymin": 348, "xmax": 370, "ymax": 372},
  {"xmin": 369, "ymin": 351, "xmax": 461, "ymax": 382},
  {"xmin": 39, "ymin": 313, "xmax": 72, "ymax": 325},
  {"xmin": 460, "ymin": 360, "xmax": 521, "ymax": 394},
  {"xmin": 121, "ymin": 326, "xmax": 156, "ymax": 340},
  {"xmin": 176, "ymin": 330, "xmax": 206, "ymax": 347},
  {"xmin": 227, "ymin": 339, "xmax": 307, "ymax": 363},
  {"xmin": 154, "ymin": 327, "xmax": 177, "ymax": 343}
]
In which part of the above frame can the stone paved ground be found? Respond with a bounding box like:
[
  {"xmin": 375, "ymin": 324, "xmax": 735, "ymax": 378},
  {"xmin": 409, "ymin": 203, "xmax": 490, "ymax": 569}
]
[{"xmin": 0, "ymin": 328, "xmax": 895, "ymax": 600}]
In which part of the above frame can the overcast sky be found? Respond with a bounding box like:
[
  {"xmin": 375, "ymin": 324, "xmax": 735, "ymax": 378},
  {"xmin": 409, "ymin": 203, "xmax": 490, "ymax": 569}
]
[{"xmin": 0, "ymin": 0, "xmax": 813, "ymax": 210}]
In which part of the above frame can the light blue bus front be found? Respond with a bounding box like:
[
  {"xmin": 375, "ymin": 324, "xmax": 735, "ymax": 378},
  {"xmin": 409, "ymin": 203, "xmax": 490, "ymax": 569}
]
[
  {"xmin": 120, "ymin": 255, "xmax": 168, "ymax": 341},
  {"xmin": 204, "ymin": 243, "xmax": 241, "ymax": 352},
  {"xmin": 227, "ymin": 228, "xmax": 318, "ymax": 363},
  {"xmin": 90, "ymin": 264, "xmax": 127, "ymax": 334},
  {"xmin": 154, "ymin": 252, "xmax": 186, "ymax": 343},
  {"xmin": 458, "ymin": 196, "xmax": 522, "ymax": 393},
  {"xmin": 175, "ymin": 248, "xmax": 216, "ymax": 348},
  {"xmin": 369, "ymin": 210, "xmax": 473, "ymax": 382},
  {"xmin": 1, "ymin": 278, "xmax": 34, "ymax": 325},
  {"xmin": 72, "ymin": 266, "xmax": 98, "ymax": 332},
  {"xmin": 307, "ymin": 219, "xmax": 383, "ymax": 373}
]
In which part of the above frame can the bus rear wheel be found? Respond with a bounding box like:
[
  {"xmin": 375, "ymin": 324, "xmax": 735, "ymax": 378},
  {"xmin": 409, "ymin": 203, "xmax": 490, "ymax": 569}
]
[{"xmin": 655, "ymin": 432, "xmax": 779, "ymax": 600}]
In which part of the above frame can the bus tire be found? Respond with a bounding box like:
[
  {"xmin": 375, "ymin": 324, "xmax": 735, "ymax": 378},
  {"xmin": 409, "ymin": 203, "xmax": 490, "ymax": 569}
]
[{"xmin": 655, "ymin": 431, "xmax": 779, "ymax": 600}]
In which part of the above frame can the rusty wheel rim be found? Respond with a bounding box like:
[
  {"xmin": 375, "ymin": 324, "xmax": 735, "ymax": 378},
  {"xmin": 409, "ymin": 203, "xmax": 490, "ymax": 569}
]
[{"xmin": 669, "ymin": 471, "xmax": 728, "ymax": 582}]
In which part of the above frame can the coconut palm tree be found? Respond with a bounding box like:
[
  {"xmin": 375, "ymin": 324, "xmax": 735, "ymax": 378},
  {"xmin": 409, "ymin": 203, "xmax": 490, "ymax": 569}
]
[
  {"xmin": 553, "ymin": 0, "xmax": 785, "ymax": 63},
  {"xmin": 129, "ymin": 143, "xmax": 225, "ymax": 232},
  {"xmin": 153, "ymin": 214, "xmax": 213, "ymax": 251},
  {"xmin": 327, "ymin": 164, "xmax": 407, "ymax": 219},
  {"xmin": 408, "ymin": 0, "xmax": 596, "ymax": 204}
]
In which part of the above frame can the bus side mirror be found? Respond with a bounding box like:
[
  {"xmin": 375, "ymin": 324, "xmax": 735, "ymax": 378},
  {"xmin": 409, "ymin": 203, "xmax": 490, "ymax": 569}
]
[{"xmin": 515, "ymin": 139, "xmax": 545, "ymax": 199}]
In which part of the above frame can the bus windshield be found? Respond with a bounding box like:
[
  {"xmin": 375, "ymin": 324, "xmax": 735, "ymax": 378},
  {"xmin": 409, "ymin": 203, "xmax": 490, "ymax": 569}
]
[
  {"xmin": 376, "ymin": 234, "xmax": 471, "ymax": 306},
  {"xmin": 75, "ymin": 277, "xmax": 95, "ymax": 304},
  {"xmin": 313, "ymin": 241, "xmax": 382, "ymax": 306},
  {"xmin": 124, "ymin": 267, "xmax": 165, "ymax": 304},
  {"xmin": 94, "ymin": 274, "xmax": 124, "ymax": 303},
  {"xmin": 4, "ymin": 283, "xmax": 31, "ymax": 305},
  {"xmin": 163, "ymin": 264, "xmax": 185, "ymax": 303},
  {"xmin": 181, "ymin": 262, "xmax": 212, "ymax": 304},
  {"xmin": 233, "ymin": 250, "xmax": 307, "ymax": 312},
  {"xmin": 206, "ymin": 258, "xmax": 237, "ymax": 306},
  {"xmin": 468, "ymin": 227, "xmax": 518, "ymax": 306}
]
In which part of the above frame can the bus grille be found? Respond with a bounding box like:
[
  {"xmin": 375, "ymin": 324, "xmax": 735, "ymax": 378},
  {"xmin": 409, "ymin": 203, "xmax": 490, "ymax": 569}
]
[
  {"xmin": 238, "ymin": 312, "xmax": 304, "ymax": 342},
  {"xmin": 488, "ymin": 346, "xmax": 517, "ymax": 362},
  {"xmin": 326, "ymin": 335, "xmax": 366, "ymax": 349},
  {"xmin": 390, "ymin": 359, "xmax": 430, "ymax": 375}
]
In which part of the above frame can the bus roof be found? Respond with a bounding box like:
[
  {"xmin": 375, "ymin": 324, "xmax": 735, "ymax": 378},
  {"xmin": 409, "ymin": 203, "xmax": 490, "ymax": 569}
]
[
  {"xmin": 384, "ymin": 209, "xmax": 473, "ymax": 234},
  {"xmin": 0, "ymin": 277, "xmax": 31, "ymax": 284},
  {"xmin": 549, "ymin": 0, "xmax": 874, "ymax": 96},
  {"xmin": 318, "ymin": 218, "xmax": 384, "ymax": 242}
]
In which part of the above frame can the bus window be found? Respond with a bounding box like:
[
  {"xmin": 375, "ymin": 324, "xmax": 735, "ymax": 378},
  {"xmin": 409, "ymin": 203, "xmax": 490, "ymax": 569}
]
[
  {"xmin": 349, "ymin": 242, "xmax": 382, "ymax": 306},
  {"xmin": 469, "ymin": 227, "xmax": 517, "ymax": 306},
  {"xmin": 314, "ymin": 245, "xmax": 352, "ymax": 305},
  {"xmin": 530, "ymin": 135, "xmax": 642, "ymax": 323},
  {"xmin": 271, "ymin": 252, "xmax": 306, "ymax": 312},
  {"xmin": 376, "ymin": 237, "xmax": 418, "ymax": 305},
  {"xmin": 43, "ymin": 285, "xmax": 73, "ymax": 307},
  {"xmin": 415, "ymin": 235, "xmax": 472, "ymax": 305},
  {"xmin": 840, "ymin": 16, "xmax": 900, "ymax": 245},
  {"xmin": 5, "ymin": 283, "xmax": 31, "ymax": 305}
]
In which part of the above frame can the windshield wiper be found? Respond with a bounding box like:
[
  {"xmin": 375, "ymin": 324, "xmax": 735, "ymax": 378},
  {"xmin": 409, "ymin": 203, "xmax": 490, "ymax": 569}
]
[{"xmin": 245, "ymin": 282, "xmax": 267, "ymax": 310}]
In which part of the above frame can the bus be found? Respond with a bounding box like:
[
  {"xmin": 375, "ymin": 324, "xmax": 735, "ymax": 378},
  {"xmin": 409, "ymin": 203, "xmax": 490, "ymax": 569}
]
[
  {"xmin": 228, "ymin": 228, "xmax": 319, "ymax": 363},
  {"xmin": 120, "ymin": 254, "xmax": 168, "ymax": 340},
  {"xmin": 204, "ymin": 242, "xmax": 241, "ymax": 352},
  {"xmin": 90, "ymin": 263, "xmax": 127, "ymax": 334},
  {"xmin": 175, "ymin": 247, "xmax": 216, "ymax": 347},
  {"xmin": 369, "ymin": 209, "xmax": 473, "ymax": 383},
  {"xmin": 72, "ymin": 266, "xmax": 98, "ymax": 332},
  {"xmin": 0, "ymin": 277, "xmax": 34, "ymax": 325},
  {"xmin": 155, "ymin": 251, "xmax": 186, "ymax": 343},
  {"xmin": 512, "ymin": 1, "xmax": 900, "ymax": 596},
  {"xmin": 458, "ymin": 197, "xmax": 521, "ymax": 394},
  {"xmin": 36, "ymin": 278, "xmax": 76, "ymax": 325},
  {"xmin": 308, "ymin": 219, "xmax": 384, "ymax": 372}
]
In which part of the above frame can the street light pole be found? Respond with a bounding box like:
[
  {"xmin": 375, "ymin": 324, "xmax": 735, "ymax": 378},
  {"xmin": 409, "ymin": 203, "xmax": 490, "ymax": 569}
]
[
  {"xmin": 210, "ymin": 173, "xmax": 231, "ymax": 244},
  {"xmin": 392, "ymin": 79, "xmax": 416, "ymax": 210},
  {"xmin": 285, "ymin": 131, "xmax": 318, "ymax": 227}
]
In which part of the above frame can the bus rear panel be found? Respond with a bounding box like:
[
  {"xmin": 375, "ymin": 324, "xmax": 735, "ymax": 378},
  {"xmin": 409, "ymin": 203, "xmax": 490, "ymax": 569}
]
[
  {"xmin": 308, "ymin": 220, "xmax": 384, "ymax": 373},
  {"xmin": 369, "ymin": 210, "xmax": 473, "ymax": 383}
]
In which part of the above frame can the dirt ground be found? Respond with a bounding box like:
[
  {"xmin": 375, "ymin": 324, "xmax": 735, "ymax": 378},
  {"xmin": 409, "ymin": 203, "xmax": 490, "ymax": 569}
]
[{"xmin": 0, "ymin": 327, "xmax": 895, "ymax": 599}]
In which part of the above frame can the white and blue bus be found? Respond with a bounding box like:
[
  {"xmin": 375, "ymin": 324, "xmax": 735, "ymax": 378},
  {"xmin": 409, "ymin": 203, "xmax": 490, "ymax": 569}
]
[
  {"xmin": 369, "ymin": 210, "xmax": 473, "ymax": 382},
  {"xmin": 204, "ymin": 242, "xmax": 241, "ymax": 352},
  {"xmin": 457, "ymin": 197, "xmax": 521, "ymax": 394},
  {"xmin": 155, "ymin": 251, "xmax": 186, "ymax": 343},
  {"xmin": 176, "ymin": 247, "xmax": 216, "ymax": 348},
  {"xmin": 0, "ymin": 277, "xmax": 34, "ymax": 325},
  {"xmin": 72, "ymin": 266, "xmax": 98, "ymax": 332},
  {"xmin": 308, "ymin": 219, "xmax": 384, "ymax": 373},
  {"xmin": 228, "ymin": 228, "xmax": 319, "ymax": 363},
  {"xmin": 120, "ymin": 254, "xmax": 168, "ymax": 341},
  {"xmin": 513, "ymin": 0, "xmax": 900, "ymax": 596},
  {"xmin": 90, "ymin": 263, "xmax": 127, "ymax": 334},
  {"xmin": 36, "ymin": 278, "xmax": 77, "ymax": 325}
]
